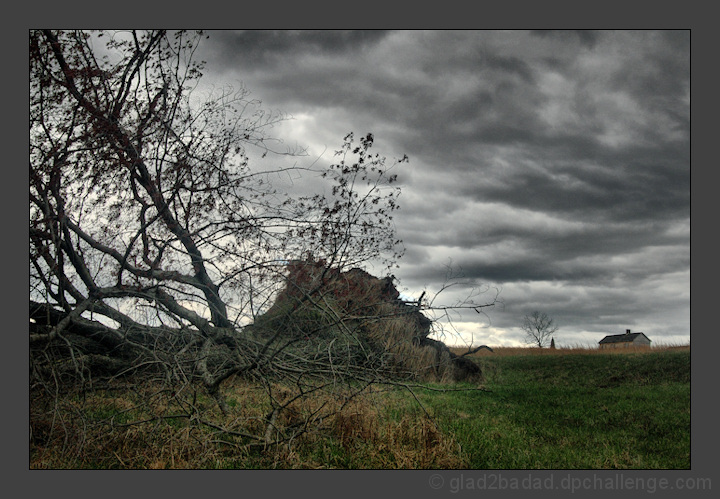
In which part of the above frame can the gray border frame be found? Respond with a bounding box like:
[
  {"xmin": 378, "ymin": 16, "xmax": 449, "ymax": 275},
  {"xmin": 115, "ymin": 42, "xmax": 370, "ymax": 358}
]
[{"xmin": 14, "ymin": 6, "xmax": 712, "ymax": 499}]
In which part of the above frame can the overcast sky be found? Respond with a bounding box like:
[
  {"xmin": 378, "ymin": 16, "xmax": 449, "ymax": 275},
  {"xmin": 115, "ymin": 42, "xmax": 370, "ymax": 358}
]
[{"xmin": 195, "ymin": 30, "xmax": 690, "ymax": 348}]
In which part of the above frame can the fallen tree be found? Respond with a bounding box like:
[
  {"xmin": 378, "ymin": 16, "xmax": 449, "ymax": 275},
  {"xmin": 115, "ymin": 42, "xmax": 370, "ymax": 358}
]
[
  {"xmin": 29, "ymin": 31, "xmax": 497, "ymax": 454},
  {"xmin": 30, "ymin": 257, "xmax": 489, "ymax": 387}
]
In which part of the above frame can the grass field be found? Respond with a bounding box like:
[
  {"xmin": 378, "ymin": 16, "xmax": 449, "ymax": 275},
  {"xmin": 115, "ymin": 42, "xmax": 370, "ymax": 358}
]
[
  {"xmin": 424, "ymin": 346, "xmax": 690, "ymax": 469},
  {"xmin": 30, "ymin": 346, "xmax": 690, "ymax": 469}
]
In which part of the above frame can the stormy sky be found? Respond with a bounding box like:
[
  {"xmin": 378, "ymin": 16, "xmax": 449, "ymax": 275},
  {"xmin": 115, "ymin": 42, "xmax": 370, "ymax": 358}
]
[{"xmin": 195, "ymin": 30, "xmax": 690, "ymax": 347}]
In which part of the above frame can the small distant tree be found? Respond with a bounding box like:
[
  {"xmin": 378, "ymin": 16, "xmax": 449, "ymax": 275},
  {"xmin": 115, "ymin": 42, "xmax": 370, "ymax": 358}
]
[{"xmin": 521, "ymin": 311, "xmax": 559, "ymax": 348}]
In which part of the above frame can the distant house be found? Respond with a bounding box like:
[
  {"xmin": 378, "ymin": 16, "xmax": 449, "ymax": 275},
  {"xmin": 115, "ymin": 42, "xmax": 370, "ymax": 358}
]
[{"xmin": 599, "ymin": 329, "xmax": 652, "ymax": 349}]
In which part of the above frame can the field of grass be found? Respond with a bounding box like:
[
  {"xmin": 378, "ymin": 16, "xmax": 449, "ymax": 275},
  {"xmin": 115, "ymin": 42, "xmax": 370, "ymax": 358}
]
[
  {"xmin": 30, "ymin": 346, "xmax": 690, "ymax": 469},
  {"xmin": 423, "ymin": 346, "xmax": 690, "ymax": 469}
]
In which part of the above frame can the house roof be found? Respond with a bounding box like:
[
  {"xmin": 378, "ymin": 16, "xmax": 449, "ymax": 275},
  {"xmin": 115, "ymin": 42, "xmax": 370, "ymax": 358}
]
[{"xmin": 598, "ymin": 332, "xmax": 651, "ymax": 344}]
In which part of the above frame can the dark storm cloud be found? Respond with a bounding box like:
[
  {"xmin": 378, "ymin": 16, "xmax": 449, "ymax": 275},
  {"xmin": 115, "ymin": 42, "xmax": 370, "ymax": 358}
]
[
  {"xmin": 459, "ymin": 239, "xmax": 688, "ymax": 284},
  {"xmin": 459, "ymin": 146, "xmax": 689, "ymax": 223},
  {"xmin": 199, "ymin": 30, "xmax": 689, "ymax": 345},
  {"xmin": 530, "ymin": 30, "xmax": 601, "ymax": 48},
  {"xmin": 208, "ymin": 30, "xmax": 391, "ymax": 68}
]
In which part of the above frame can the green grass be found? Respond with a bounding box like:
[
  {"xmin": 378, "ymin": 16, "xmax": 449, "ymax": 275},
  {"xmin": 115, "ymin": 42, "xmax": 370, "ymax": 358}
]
[
  {"xmin": 30, "ymin": 349, "xmax": 690, "ymax": 469},
  {"xmin": 415, "ymin": 350, "xmax": 690, "ymax": 469}
]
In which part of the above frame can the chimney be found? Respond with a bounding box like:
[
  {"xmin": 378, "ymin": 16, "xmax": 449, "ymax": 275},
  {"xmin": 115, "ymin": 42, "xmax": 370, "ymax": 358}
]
[{"xmin": 626, "ymin": 329, "xmax": 631, "ymax": 335}]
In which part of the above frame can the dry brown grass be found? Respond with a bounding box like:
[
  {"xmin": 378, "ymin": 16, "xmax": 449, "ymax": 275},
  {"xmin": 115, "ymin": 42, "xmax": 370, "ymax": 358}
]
[
  {"xmin": 322, "ymin": 391, "xmax": 465, "ymax": 469},
  {"xmin": 30, "ymin": 376, "xmax": 465, "ymax": 469},
  {"xmin": 30, "ymin": 278, "xmax": 475, "ymax": 469},
  {"xmin": 364, "ymin": 303, "xmax": 459, "ymax": 382},
  {"xmin": 450, "ymin": 344, "xmax": 690, "ymax": 358}
]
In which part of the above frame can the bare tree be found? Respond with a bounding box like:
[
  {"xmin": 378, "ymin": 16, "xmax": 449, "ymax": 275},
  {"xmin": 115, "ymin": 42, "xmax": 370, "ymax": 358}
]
[
  {"xmin": 30, "ymin": 30, "xmax": 410, "ymax": 449},
  {"xmin": 521, "ymin": 311, "xmax": 559, "ymax": 348},
  {"xmin": 417, "ymin": 259, "xmax": 500, "ymax": 348}
]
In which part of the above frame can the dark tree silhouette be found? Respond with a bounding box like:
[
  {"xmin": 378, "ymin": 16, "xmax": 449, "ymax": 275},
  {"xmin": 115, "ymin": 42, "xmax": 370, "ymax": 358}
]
[
  {"xmin": 521, "ymin": 311, "xmax": 559, "ymax": 348},
  {"xmin": 30, "ymin": 30, "xmax": 409, "ymax": 446}
]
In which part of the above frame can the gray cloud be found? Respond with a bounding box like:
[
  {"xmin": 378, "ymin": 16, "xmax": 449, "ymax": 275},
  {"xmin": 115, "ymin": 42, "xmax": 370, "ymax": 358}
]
[
  {"xmin": 530, "ymin": 30, "xmax": 601, "ymax": 49},
  {"xmin": 199, "ymin": 30, "xmax": 690, "ymax": 346},
  {"xmin": 207, "ymin": 30, "xmax": 391, "ymax": 69}
]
